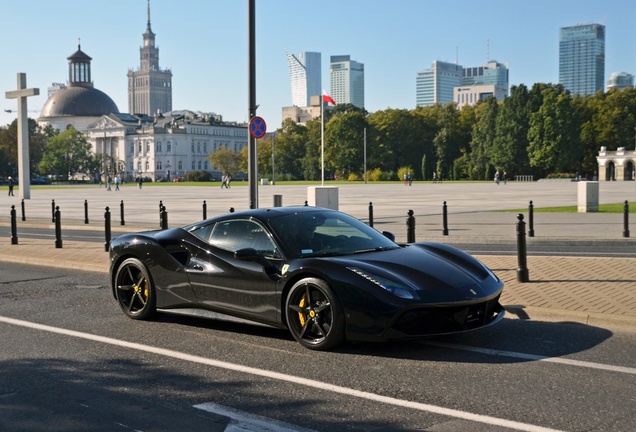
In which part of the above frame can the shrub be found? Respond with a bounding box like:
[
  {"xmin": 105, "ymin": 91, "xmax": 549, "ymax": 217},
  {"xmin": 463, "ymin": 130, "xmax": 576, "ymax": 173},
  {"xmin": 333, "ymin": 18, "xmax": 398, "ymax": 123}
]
[
  {"xmin": 184, "ymin": 170, "xmax": 212, "ymax": 182},
  {"xmin": 348, "ymin": 172, "xmax": 362, "ymax": 181}
]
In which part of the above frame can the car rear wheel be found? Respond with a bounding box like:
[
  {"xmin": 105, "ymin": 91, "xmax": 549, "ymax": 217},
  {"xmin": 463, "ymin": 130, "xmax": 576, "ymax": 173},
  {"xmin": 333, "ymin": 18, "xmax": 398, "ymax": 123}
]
[
  {"xmin": 114, "ymin": 258, "xmax": 156, "ymax": 320},
  {"xmin": 285, "ymin": 278, "xmax": 345, "ymax": 351}
]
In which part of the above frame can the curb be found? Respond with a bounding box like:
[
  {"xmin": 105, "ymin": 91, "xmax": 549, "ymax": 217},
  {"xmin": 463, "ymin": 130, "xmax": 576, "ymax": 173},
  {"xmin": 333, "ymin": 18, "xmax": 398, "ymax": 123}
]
[{"xmin": 504, "ymin": 305, "xmax": 636, "ymax": 333}]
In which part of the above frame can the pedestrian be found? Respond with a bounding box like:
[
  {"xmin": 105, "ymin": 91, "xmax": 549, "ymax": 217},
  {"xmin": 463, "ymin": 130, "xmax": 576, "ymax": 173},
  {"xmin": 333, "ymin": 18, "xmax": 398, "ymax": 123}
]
[
  {"xmin": 494, "ymin": 170, "xmax": 500, "ymax": 185},
  {"xmin": 107, "ymin": 175, "xmax": 112, "ymax": 191},
  {"xmin": 8, "ymin": 176, "xmax": 14, "ymax": 196},
  {"xmin": 403, "ymin": 172, "xmax": 408, "ymax": 186},
  {"xmin": 138, "ymin": 176, "xmax": 143, "ymax": 189},
  {"xmin": 432, "ymin": 172, "xmax": 437, "ymax": 184},
  {"xmin": 407, "ymin": 172, "xmax": 412, "ymax": 186},
  {"xmin": 503, "ymin": 171, "xmax": 507, "ymax": 185},
  {"xmin": 226, "ymin": 174, "xmax": 232, "ymax": 188},
  {"xmin": 114, "ymin": 175, "xmax": 120, "ymax": 191},
  {"xmin": 221, "ymin": 174, "xmax": 227, "ymax": 188}
]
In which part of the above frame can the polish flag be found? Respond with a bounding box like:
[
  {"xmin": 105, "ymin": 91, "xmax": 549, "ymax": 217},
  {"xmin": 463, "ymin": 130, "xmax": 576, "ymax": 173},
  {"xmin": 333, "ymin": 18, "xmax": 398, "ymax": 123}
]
[{"xmin": 322, "ymin": 90, "xmax": 336, "ymax": 106}]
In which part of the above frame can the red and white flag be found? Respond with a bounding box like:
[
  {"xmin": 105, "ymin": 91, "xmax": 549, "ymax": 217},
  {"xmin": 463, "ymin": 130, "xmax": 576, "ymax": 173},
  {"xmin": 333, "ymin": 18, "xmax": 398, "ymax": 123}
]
[{"xmin": 322, "ymin": 90, "xmax": 336, "ymax": 106}]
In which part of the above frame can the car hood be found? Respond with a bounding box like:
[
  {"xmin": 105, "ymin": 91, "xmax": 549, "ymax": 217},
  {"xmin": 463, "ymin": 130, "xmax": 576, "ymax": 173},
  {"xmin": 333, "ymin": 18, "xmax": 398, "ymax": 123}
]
[{"xmin": 326, "ymin": 243, "xmax": 501, "ymax": 300}]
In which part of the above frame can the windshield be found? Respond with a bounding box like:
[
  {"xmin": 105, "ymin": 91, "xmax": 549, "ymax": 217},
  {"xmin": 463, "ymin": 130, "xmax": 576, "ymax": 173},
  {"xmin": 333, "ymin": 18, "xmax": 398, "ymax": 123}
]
[{"xmin": 269, "ymin": 210, "xmax": 398, "ymax": 259}]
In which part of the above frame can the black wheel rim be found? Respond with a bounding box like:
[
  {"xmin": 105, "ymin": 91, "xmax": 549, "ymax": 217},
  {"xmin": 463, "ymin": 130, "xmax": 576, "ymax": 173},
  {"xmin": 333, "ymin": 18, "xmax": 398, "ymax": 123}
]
[
  {"xmin": 287, "ymin": 283, "xmax": 334, "ymax": 345},
  {"xmin": 116, "ymin": 263, "xmax": 150, "ymax": 316}
]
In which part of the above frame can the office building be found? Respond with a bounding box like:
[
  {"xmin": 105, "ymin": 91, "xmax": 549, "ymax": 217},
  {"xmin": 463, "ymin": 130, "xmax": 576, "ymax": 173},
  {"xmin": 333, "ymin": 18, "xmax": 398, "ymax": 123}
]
[
  {"xmin": 607, "ymin": 72, "xmax": 634, "ymax": 90},
  {"xmin": 416, "ymin": 61, "xmax": 462, "ymax": 107},
  {"xmin": 455, "ymin": 61, "xmax": 509, "ymax": 108},
  {"xmin": 127, "ymin": 1, "xmax": 173, "ymax": 116},
  {"xmin": 330, "ymin": 55, "xmax": 365, "ymax": 108},
  {"xmin": 559, "ymin": 23, "xmax": 605, "ymax": 95},
  {"xmin": 286, "ymin": 50, "xmax": 321, "ymax": 107}
]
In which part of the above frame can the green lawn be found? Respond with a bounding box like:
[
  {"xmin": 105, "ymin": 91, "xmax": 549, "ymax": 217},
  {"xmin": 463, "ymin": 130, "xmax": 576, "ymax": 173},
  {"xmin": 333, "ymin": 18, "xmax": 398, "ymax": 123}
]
[{"xmin": 503, "ymin": 203, "xmax": 634, "ymax": 213}]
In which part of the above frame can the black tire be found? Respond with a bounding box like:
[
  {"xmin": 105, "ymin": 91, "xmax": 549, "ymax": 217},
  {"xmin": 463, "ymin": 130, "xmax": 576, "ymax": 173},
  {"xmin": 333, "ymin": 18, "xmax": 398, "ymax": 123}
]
[
  {"xmin": 285, "ymin": 278, "xmax": 345, "ymax": 351},
  {"xmin": 114, "ymin": 258, "xmax": 157, "ymax": 320}
]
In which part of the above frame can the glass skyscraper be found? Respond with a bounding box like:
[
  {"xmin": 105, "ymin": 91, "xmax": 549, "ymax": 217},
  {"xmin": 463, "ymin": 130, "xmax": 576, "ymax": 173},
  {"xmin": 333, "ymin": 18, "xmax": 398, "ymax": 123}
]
[
  {"xmin": 559, "ymin": 24, "xmax": 605, "ymax": 95},
  {"xmin": 416, "ymin": 61, "xmax": 463, "ymax": 107},
  {"xmin": 286, "ymin": 50, "xmax": 321, "ymax": 107},
  {"xmin": 330, "ymin": 55, "xmax": 365, "ymax": 109}
]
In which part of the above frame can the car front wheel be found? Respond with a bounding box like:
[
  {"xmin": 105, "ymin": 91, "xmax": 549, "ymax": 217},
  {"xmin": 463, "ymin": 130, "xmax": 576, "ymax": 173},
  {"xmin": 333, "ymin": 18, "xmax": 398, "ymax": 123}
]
[
  {"xmin": 285, "ymin": 278, "xmax": 345, "ymax": 351},
  {"xmin": 114, "ymin": 258, "xmax": 156, "ymax": 320}
]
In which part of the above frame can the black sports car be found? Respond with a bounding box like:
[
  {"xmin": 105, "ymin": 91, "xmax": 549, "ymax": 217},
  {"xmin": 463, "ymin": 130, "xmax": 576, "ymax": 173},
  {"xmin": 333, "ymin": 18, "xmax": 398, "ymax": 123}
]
[{"xmin": 109, "ymin": 206, "xmax": 504, "ymax": 350}]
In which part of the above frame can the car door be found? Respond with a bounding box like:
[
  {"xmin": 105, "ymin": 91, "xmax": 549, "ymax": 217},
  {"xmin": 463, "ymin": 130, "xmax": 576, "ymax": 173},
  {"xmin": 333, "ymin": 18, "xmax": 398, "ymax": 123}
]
[{"xmin": 183, "ymin": 219, "xmax": 281, "ymax": 323}]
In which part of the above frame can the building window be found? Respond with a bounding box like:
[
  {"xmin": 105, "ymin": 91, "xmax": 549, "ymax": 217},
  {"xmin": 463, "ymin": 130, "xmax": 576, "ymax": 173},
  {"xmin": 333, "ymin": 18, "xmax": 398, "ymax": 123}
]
[
  {"xmin": 167, "ymin": 142, "xmax": 172, "ymax": 152},
  {"xmin": 191, "ymin": 160, "xmax": 195, "ymax": 170},
  {"xmin": 157, "ymin": 161, "xmax": 162, "ymax": 170},
  {"xmin": 145, "ymin": 161, "xmax": 150, "ymax": 171},
  {"xmin": 204, "ymin": 161, "xmax": 209, "ymax": 170},
  {"xmin": 156, "ymin": 142, "xmax": 162, "ymax": 152},
  {"xmin": 129, "ymin": 143, "xmax": 134, "ymax": 155},
  {"xmin": 178, "ymin": 161, "xmax": 183, "ymax": 170}
]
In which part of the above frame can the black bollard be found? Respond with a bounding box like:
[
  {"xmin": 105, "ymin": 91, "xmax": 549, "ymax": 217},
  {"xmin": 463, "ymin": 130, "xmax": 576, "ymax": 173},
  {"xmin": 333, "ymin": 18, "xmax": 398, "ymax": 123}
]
[
  {"xmin": 442, "ymin": 201, "xmax": 449, "ymax": 236},
  {"xmin": 528, "ymin": 200, "xmax": 535, "ymax": 237},
  {"xmin": 84, "ymin": 199, "xmax": 89, "ymax": 224},
  {"xmin": 368, "ymin": 202, "xmax": 374, "ymax": 228},
  {"xmin": 51, "ymin": 199, "xmax": 56, "ymax": 222},
  {"xmin": 104, "ymin": 207, "xmax": 111, "ymax": 252},
  {"xmin": 159, "ymin": 200, "xmax": 163, "ymax": 227},
  {"xmin": 21, "ymin": 198, "xmax": 26, "ymax": 221},
  {"xmin": 160, "ymin": 207, "xmax": 168, "ymax": 230},
  {"xmin": 406, "ymin": 210, "xmax": 416, "ymax": 243},
  {"xmin": 516, "ymin": 214, "xmax": 529, "ymax": 283},
  {"xmin": 203, "ymin": 200, "xmax": 207, "ymax": 219},
  {"xmin": 120, "ymin": 200, "xmax": 125, "ymax": 226},
  {"xmin": 54, "ymin": 206, "xmax": 62, "ymax": 249},
  {"xmin": 623, "ymin": 201, "xmax": 630, "ymax": 238},
  {"xmin": 229, "ymin": 207, "xmax": 235, "ymax": 213},
  {"xmin": 304, "ymin": 201, "xmax": 308, "ymax": 207},
  {"xmin": 11, "ymin": 205, "xmax": 18, "ymax": 245}
]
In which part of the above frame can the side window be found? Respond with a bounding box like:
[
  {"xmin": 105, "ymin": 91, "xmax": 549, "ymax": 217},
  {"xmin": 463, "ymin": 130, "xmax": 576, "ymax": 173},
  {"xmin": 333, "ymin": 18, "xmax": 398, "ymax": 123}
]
[{"xmin": 209, "ymin": 220, "xmax": 277, "ymax": 257}]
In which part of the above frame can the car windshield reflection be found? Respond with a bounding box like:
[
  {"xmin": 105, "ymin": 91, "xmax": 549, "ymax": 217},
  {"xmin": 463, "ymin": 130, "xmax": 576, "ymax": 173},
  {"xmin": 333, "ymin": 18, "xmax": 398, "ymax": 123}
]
[{"xmin": 269, "ymin": 210, "xmax": 398, "ymax": 259}]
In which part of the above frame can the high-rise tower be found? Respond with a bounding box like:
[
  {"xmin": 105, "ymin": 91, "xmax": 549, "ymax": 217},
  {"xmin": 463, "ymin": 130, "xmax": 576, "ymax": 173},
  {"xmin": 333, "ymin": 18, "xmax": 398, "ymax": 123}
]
[
  {"xmin": 127, "ymin": 0, "xmax": 172, "ymax": 116},
  {"xmin": 416, "ymin": 60, "xmax": 462, "ymax": 107},
  {"xmin": 286, "ymin": 50, "xmax": 321, "ymax": 107},
  {"xmin": 330, "ymin": 55, "xmax": 364, "ymax": 109},
  {"xmin": 559, "ymin": 23, "xmax": 605, "ymax": 95}
]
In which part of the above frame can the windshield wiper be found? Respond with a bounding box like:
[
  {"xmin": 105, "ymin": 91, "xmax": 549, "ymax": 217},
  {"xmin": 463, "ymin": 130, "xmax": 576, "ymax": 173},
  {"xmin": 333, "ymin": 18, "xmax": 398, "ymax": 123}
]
[{"xmin": 353, "ymin": 246, "xmax": 397, "ymax": 254}]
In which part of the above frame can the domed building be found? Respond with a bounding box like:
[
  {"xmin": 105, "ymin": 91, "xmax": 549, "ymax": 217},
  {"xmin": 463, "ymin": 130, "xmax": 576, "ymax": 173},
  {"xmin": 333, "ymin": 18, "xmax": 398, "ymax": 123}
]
[{"xmin": 38, "ymin": 43, "xmax": 119, "ymax": 132}]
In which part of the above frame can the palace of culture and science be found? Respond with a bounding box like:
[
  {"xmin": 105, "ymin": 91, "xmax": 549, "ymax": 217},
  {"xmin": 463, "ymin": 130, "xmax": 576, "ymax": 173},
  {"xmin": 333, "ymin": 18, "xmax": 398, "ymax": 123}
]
[{"xmin": 38, "ymin": 1, "xmax": 248, "ymax": 182}]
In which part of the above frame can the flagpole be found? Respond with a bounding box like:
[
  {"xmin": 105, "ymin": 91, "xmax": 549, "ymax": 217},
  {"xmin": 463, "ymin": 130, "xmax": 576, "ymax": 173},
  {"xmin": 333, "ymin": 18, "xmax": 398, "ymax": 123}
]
[{"xmin": 321, "ymin": 95, "xmax": 324, "ymax": 186}]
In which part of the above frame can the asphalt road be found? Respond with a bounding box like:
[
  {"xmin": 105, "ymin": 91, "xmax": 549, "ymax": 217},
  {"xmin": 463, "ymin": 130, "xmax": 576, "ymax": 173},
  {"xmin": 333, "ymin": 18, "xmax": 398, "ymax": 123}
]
[{"xmin": 1, "ymin": 263, "xmax": 635, "ymax": 432}]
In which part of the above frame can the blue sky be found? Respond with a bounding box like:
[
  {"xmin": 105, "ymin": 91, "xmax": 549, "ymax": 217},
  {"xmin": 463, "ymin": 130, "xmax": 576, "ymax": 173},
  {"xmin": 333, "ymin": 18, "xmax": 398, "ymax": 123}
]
[{"xmin": 2, "ymin": 0, "xmax": 635, "ymax": 130}]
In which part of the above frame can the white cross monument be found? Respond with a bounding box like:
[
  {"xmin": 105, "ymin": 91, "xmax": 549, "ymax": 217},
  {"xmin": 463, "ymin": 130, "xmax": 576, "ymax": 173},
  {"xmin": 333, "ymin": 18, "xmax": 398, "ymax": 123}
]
[{"xmin": 5, "ymin": 73, "xmax": 40, "ymax": 200}]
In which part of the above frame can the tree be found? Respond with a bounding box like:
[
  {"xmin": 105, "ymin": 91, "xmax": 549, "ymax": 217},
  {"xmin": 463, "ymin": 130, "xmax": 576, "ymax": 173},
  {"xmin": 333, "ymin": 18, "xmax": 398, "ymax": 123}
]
[
  {"xmin": 527, "ymin": 88, "xmax": 582, "ymax": 175},
  {"xmin": 492, "ymin": 84, "xmax": 532, "ymax": 178},
  {"xmin": 324, "ymin": 111, "xmax": 367, "ymax": 177},
  {"xmin": 38, "ymin": 126, "xmax": 93, "ymax": 181},
  {"xmin": 469, "ymin": 97, "xmax": 499, "ymax": 179},
  {"xmin": 0, "ymin": 118, "xmax": 52, "ymax": 177},
  {"xmin": 209, "ymin": 146, "xmax": 243, "ymax": 178},
  {"xmin": 271, "ymin": 119, "xmax": 309, "ymax": 180}
]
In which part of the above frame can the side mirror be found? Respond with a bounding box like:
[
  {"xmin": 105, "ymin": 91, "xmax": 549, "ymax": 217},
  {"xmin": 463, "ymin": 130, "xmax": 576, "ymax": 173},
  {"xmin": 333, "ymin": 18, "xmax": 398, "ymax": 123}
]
[{"xmin": 382, "ymin": 231, "xmax": 396, "ymax": 242}]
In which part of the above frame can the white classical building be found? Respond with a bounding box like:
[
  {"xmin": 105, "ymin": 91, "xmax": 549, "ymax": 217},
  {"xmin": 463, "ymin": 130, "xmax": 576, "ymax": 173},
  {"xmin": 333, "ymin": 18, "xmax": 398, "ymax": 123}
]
[
  {"xmin": 596, "ymin": 146, "xmax": 636, "ymax": 181},
  {"xmin": 85, "ymin": 110, "xmax": 248, "ymax": 182}
]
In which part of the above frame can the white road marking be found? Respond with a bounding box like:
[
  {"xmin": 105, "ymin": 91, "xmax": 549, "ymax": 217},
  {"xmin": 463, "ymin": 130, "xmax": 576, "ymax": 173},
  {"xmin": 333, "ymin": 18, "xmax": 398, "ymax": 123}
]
[
  {"xmin": 426, "ymin": 341, "xmax": 636, "ymax": 375},
  {"xmin": 1, "ymin": 315, "xmax": 566, "ymax": 432},
  {"xmin": 194, "ymin": 402, "xmax": 316, "ymax": 432}
]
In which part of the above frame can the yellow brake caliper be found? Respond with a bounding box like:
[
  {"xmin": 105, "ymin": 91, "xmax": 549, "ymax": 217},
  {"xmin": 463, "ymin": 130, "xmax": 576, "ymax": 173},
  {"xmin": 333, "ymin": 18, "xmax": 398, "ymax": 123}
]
[{"xmin": 298, "ymin": 294, "xmax": 307, "ymax": 326}]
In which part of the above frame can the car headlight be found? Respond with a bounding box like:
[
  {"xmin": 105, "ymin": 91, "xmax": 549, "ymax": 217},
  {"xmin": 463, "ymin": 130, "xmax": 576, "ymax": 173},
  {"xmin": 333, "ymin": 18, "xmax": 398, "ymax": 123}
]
[{"xmin": 348, "ymin": 267, "xmax": 418, "ymax": 300}]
